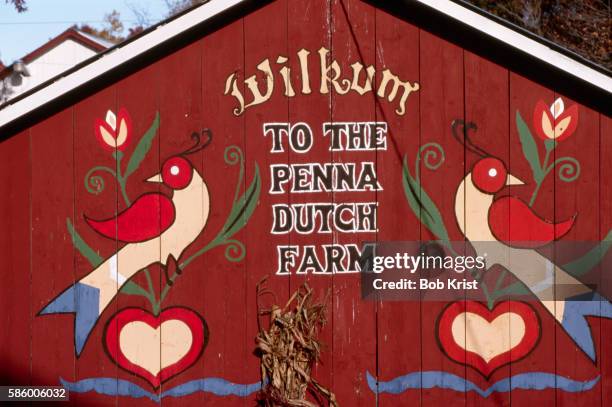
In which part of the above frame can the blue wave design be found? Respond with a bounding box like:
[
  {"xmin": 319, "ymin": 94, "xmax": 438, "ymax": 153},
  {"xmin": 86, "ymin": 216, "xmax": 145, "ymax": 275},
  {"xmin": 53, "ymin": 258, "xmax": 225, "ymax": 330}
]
[
  {"xmin": 162, "ymin": 378, "xmax": 261, "ymax": 398},
  {"xmin": 60, "ymin": 378, "xmax": 158, "ymax": 401},
  {"xmin": 367, "ymin": 371, "xmax": 599, "ymax": 398},
  {"xmin": 60, "ymin": 377, "xmax": 261, "ymax": 402}
]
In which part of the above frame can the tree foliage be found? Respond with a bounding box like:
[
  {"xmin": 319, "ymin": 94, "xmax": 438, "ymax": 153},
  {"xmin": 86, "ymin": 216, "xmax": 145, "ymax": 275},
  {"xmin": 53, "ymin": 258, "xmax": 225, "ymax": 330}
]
[
  {"xmin": 74, "ymin": 1, "xmax": 206, "ymax": 44},
  {"xmin": 163, "ymin": 0, "xmax": 207, "ymax": 17},
  {"xmin": 76, "ymin": 10, "xmax": 143, "ymax": 44},
  {"xmin": 5, "ymin": 0, "xmax": 608, "ymax": 69},
  {"xmin": 5, "ymin": 0, "xmax": 26, "ymax": 12},
  {"xmin": 466, "ymin": 0, "xmax": 611, "ymax": 69}
]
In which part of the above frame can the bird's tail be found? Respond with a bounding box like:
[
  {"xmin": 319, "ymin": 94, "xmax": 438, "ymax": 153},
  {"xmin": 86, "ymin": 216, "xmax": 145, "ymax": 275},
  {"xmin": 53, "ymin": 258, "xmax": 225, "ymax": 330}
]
[
  {"xmin": 561, "ymin": 292, "xmax": 612, "ymax": 361},
  {"xmin": 38, "ymin": 282, "xmax": 101, "ymax": 356}
]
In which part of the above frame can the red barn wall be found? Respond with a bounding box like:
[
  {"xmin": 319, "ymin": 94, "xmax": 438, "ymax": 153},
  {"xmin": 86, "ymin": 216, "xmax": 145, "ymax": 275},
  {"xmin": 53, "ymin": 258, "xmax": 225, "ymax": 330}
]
[{"xmin": 1, "ymin": 1, "xmax": 610, "ymax": 405}]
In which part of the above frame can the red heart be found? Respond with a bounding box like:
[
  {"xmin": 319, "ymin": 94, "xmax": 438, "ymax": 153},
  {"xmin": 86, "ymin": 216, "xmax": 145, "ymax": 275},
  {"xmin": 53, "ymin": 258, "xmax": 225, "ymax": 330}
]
[
  {"xmin": 437, "ymin": 301, "xmax": 540, "ymax": 378},
  {"xmin": 104, "ymin": 307, "xmax": 209, "ymax": 388}
]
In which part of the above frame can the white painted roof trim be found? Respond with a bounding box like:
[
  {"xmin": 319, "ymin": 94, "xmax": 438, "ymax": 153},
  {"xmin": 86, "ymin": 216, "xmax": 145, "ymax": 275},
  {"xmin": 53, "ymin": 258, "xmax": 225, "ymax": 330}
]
[
  {"xmin": 0, "ymin": 0, "xmax": 610, "ymax": 130},
  {"xmin": 76, "ymin": 30, "xmax": 116, "ymax": 49},
  {"xmin": 0, "ymin": 0, "xmax": 245, "ymax": 129},
  {"xmin": 416, "ymin": 0, "xmax": 611, "ymax": 93}
]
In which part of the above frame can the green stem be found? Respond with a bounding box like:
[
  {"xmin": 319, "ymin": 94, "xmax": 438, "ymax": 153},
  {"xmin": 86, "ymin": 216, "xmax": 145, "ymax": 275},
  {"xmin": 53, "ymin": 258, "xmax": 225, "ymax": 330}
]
[
  {"xmin": 84, "ymin": 165, "xmax": 117, "ymax": 195},
  {"xmin": 482, "ymin": 284, "xmax": 494, "ymax": 310},
  {"xmin": 472, "ymin": 266, "xmax": 486, "ymax": 283},
  {"xmin": 528, "ymin": 181, "xmax": 543, "ymax": 207},
  {"xmin": 144, "ymin": 267, "xmax": 156, "ymax": 297},
  {"xmin": 543, "ymin": 156, "xmax": 580, "ymax": 182},
  {"xmin": 159, "ymin": 281, "xmax": 173, "ymax": 306},
  {"xmin": 118, "ymin": 176, "xmax": 131, "ymax": 207},
  {"xmin": 491, "ymin": 281, "xmax": 531, "ymax": 299},
  {"xmin": 157, "ymin": 238, "xmax": 222, "ymax": 306},
  {"xmin": 67, "ymin": 218, "xmax": 103, "ymax": 267},
  {"xmin": 180, "ymin": 239, "xmax": 221, "ymax": 270},
  {"xmin": 493, "ymin": 270, "xmax": 507, "ymax": 292},
  {"xmin": 142, "ymin": 292, "xmax": 157, "ymax": 311},
  {"xmin": 528, "ymin": 147, "xmax": 552, "ymax": 207},
  {"xmin": 152, "ymin": 298, "xmax": 160, "ymax": 315}
]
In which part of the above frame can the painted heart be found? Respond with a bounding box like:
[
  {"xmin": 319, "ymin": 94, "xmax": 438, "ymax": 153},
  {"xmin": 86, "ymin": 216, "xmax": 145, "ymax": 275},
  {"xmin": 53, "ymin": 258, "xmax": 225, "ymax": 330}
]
[
  {"xmin": 437, "ymin": 301, "xmax": 540, "ymax": 378},
  {"xmin": 104, "ymin": 307, "xmax": 209, "ymax": 388}
]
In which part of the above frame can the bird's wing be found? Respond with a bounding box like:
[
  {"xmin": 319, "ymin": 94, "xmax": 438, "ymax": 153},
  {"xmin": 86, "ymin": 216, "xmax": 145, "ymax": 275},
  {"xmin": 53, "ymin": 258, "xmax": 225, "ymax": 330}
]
[
  {"xmin": 489, "ymin": 246, "xmax": 606, "ymax": 362},
  {"xmin": 85, "ymin": 193, "xmax": 175, "ymax": 243},
  {"xmin": 488, "ymin": 196, "xmax": 575, "ymax": 249}
]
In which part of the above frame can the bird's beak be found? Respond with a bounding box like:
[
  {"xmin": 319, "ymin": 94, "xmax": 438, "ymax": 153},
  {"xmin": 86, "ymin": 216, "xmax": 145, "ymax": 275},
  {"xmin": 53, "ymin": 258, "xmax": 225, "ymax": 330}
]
[
  {"xmin": 146, "ymin": 173, "xmax": 162, "ymax": 183},
  {"xmin": 506, "ymin": 174, "xmax": 524, "ymax": 186}
]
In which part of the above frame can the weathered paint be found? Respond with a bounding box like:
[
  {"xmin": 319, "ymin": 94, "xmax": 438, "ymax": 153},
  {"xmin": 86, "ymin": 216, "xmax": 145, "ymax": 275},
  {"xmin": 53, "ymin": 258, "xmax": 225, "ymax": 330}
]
[{"xmin": 0, "ymin": 1, "xmax": 610, "ymax": 406}]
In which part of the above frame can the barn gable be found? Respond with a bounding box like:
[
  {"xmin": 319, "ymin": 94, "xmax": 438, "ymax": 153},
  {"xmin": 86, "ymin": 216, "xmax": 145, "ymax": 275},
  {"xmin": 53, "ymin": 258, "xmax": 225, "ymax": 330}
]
[{"xmin": 0, "ymin": 1, "xmax": 610, "ymax": 405}]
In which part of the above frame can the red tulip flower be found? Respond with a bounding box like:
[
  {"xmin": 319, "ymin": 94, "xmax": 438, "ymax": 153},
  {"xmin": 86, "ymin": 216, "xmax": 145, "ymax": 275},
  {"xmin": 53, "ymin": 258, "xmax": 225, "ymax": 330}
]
[
  {"xmin": 95, "ymin": 108, "xmax": 132, "ymax": 151},
  {"xmin": 533, "ymin": 97, "xmax": 578, "ymax": 142}
]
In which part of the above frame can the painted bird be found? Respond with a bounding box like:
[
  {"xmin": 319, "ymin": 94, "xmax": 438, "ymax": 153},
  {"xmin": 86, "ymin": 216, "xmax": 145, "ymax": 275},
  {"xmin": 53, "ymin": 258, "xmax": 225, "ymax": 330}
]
[
  {"xmin": 39, "ymin": 131, "xmax": 212, "ymax": 356},
  {"xmin": 455, "ymin": 156, "xmax": 612, "ymax": 361}
]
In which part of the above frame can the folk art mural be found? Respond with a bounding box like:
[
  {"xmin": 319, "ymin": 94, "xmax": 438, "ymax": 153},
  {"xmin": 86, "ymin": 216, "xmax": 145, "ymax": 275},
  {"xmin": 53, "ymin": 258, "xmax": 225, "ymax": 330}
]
[{"xmin": 1, "ymin": 1, "xmax": 611, "ymax": 406}]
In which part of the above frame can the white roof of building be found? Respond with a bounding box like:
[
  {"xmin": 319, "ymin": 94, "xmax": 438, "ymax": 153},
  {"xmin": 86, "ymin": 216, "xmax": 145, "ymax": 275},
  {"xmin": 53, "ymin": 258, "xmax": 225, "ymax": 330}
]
[{"xmin": 75, "ymin": 30, "xmax": 117, "ymax": 49}]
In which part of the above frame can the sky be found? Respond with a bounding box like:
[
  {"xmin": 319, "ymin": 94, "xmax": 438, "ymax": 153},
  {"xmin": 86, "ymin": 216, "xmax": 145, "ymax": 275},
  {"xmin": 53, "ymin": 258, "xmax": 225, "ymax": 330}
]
[{"xmin": 0, "ymin": 0, "xmax": 171, "ymax": 64}]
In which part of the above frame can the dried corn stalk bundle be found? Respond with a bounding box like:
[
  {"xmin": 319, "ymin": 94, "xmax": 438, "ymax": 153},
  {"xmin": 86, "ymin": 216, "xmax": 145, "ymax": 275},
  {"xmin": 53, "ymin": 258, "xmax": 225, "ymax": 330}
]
[{"xmin": 255, "ymin": 277, "xmax": 338, "ymax": 407}]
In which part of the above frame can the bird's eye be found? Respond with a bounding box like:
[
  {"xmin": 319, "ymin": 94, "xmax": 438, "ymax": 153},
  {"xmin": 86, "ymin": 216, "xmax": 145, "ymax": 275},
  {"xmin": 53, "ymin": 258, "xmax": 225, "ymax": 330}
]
[
  {"xmin": 161, "ymin": 156, "xmax": 193, "ymax": 190},
  {"xmin": 472, "ymin": 157, "xmax": 507, "ymax": 194}
]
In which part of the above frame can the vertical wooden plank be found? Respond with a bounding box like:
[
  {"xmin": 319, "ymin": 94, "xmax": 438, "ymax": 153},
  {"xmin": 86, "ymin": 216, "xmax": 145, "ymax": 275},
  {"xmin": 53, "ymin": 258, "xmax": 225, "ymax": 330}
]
[
  {"xmin": 330, "ymin": 0, "xmax": 377, "ymax": 404},
  {"xmin": 243, "ymin": 0, "xmax": 290, "ymax": 405},
  {"xmin": 601, "ymin": 114, "xmax": 612, "ymax": 406},
  {"xmin": 114, "ymin": 63, "xmax": 161, "ymax": 407},
  {"xmin": 374, "ymin": 8, "xmax": 421, "ymax": 407},
  {"xmin": 200, "ymin": 17, "xmax": 250, "ymax": 407},
  {"xmin": 72, "ymin": 87, "xmax": 119, "ymax": 406},
  {"xmin": 0, "ymin": 132, "xmax": 32, "ymax": 385},
  {"xmin": 29, "ymin": 110, "xmax": 76, "ymax": 390},
  {"xmin": 287, "ymin": 0, "xmax": 335, "ymax": 400},
  {"xmin": 464, "ymin": 53, "xmax": 510, "ymax": 407},
  {"xmin": 157, "ymin": 41, "xmax": 205, "ymax": 406},
  {"xmin": 508, "ymin": 73, "xmax": 555, "ymax": 406},
  {"xmin": 554, "ymin": 99, "xmax": 602, "ymax": 406},
  {"xmin": 418, "ymin": 32, "xmax": 466, "ymax": 407}
]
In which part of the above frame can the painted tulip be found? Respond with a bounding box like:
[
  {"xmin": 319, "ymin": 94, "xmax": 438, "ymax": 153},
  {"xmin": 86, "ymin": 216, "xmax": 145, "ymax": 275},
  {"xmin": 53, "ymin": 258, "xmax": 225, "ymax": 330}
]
[
  {"xmin": 533, "ymin": 97, "xmax": 578, "ymax": 142},
  {"xmin": 95, "ymin": 108, "xmax": 132, "ymax": 150}
]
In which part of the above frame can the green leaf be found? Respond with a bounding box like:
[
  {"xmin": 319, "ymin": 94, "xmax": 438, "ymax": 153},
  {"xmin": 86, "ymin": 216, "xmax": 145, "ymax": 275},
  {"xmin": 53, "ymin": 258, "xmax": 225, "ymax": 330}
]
[
  {"xmin": 223, "ymin": 164, "xmax": 261, "ymax": 239},
  {"xmin": 125, "ymin": 111, "xmax": 160, "ymax": 178},
  {"xmin": 402, "ymin": 157, "xmax": 451, "ymax": 245},
  {"xmin": 240, "ymin": 164, "xmax": 261, "ymax": 226},
  {"xmin": 564, "ymin": 229, "xmax": 612, "ymax": 277},
  {"xmin": 491, "ymin": 230, "xmax": 612, "ymax": 298},
  {"xmin": 177, "ymin": 158, "xmax": 259, "ymax": 270},
  {"xmin": 402, "ymin": 159, "xmax": 422, "ymax": 220},
  {"xmin": 544, "ymin": 139, "xmax": 557, "ymax": 152},
  {"xmin": 493, "ymin": 281, "xmax": 531, "ymax": 298},
  {"xmin": 120, "ymin": 280, "xmax": 151, "ymax": 297},
  {"xmin": 67, "ymin": 218, "xmax": 102, "ymax": 267},
  {"xmin": 112, "ymin": 150, "xmax": 124, "ymax": 161},
  {"xmin": 516, "ymin": 110, "xmax": 543, "ymax": 182}
]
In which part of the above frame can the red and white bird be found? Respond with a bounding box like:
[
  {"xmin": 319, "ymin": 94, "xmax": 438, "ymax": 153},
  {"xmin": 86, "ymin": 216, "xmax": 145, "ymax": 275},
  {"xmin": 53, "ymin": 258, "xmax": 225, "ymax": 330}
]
[
  {"xmin": 454, "ymin": 157, "xmax": 591, "ymax": 330},
  {"xmin": 80, "ymin": 154, "xmax": 210, "ymax": 313},
  {"xmin": 461, "ymin": 157, "xmax": 576, "ymax": 247},
  {"xmin": 40, "ymin": 139, "xmax": 212, "ymax": 355},
  {"xmin": 445, "ymin": 117, "xmax": 607, "ymax": 361},
  {"xmin": 84, "ymin": 155, "xmax": 196, "ymax": 244}
]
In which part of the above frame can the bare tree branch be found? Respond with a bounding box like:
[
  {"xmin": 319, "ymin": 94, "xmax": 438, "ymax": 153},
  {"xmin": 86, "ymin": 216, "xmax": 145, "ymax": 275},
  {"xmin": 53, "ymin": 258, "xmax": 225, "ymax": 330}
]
[
  {"xmin": 5, "ymin": 0, "xmax": 27, "ymax": 12},
  {"xmin": 466, "ymin": 0, "xmax": 611, "ymax": 69}
]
